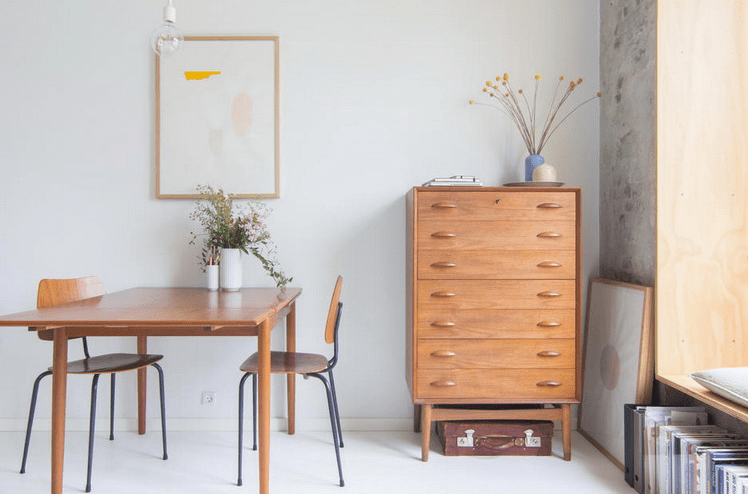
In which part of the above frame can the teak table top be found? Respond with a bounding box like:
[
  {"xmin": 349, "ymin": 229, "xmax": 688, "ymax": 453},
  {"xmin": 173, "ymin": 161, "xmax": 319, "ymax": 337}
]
[{"xmin": 0, "ymin": 287, "xmax": 303, "ymax": 328}]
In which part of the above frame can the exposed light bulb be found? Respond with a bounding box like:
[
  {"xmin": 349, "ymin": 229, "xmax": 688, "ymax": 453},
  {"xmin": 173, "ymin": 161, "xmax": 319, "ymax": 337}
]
[{"xmin": 151, "ymin": 0, "xmax": 183, "ymax": 59}]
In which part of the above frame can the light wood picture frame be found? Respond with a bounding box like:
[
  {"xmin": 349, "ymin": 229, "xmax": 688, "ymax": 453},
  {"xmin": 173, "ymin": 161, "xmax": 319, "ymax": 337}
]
[
  {"xmin": 578, "ymin": 278, "xmax": 654, "ymax": 469},
  {"xmin": 156, "ymin": 36, "xmax": 280, "ymax": 199}
]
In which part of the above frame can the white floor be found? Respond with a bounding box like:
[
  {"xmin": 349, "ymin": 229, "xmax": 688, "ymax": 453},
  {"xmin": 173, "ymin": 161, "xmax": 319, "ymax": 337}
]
[{"xmin": 0, "ymin": 429, "xmax": 633, "ymax": 494}]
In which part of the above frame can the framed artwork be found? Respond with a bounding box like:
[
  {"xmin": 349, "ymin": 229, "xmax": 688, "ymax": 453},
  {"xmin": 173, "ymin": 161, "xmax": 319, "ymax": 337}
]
[
  {"xmin": 156, "ymin": 36, "xmax": 279, "ymax": 199},
  {"xmin": 578, "ymin": 278, "xmax": 654, "ymax": 469}
]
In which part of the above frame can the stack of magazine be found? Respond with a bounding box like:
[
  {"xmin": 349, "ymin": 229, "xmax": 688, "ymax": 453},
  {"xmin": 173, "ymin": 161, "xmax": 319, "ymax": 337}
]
[
  {"xmin": 625, "ymin": 404, "xmax": 748, "ymax": 494},
  {"xmin": 422, "ymin": 175, "xmax": 483, "ymax": 187}
]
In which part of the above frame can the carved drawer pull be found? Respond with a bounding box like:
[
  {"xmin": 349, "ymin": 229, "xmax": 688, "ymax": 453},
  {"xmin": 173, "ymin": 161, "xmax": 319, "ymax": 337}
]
[
  {"xmin": 537, "ymin": 231, "xmax": 562, "ymax": 238},
  {"xmin": 537, "ymin": 203, "xmax": 562, "ymax": 209},
  {"xmin": 537, "ymin": 261, "xmax": 562, "ymax": 268},
  {"xmin": 430, "ymin": 380, "xmax": 457, "ymax": 387},
  {"xmin": 431, "ymin": 231, "xmax": 458, "ymax": 238},
  {"xmin": 431, "ymin": 321, "xmax": 456, "ymax": 328},
  {"xmin": 536, "ymin": 321, "xmax": 561, "ymax": 327},
  {"xmin": 431, "ymin": 261, "xmax": 457, "ymax": 268},
  {"xmin": 430, "ymin": 350, "xmax": 457, "ymax": 358},
  {"xmin": 537, "ymin": 351, "xmax": 561, "ymax": 357},
  {"xmin": 431, "ymin": 291, "xmax": 457, "ymax": 298},
  {"xmin": 536, "ymin": 380, "xmax": 562, "ymax": 387},
  {"xmin": 537, "ymin": 291, "xmax": 562, "ymax": 298},
  {"xmin": 431, "ymin": 202, "xmax": 458, "ymax": 209}
]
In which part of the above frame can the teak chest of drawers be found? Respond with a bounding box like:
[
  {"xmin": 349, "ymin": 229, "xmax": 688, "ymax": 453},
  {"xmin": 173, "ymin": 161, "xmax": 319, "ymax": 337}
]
[{"xmin": 405, "ymin": 186, "xmax": 582, "ymax": 461}]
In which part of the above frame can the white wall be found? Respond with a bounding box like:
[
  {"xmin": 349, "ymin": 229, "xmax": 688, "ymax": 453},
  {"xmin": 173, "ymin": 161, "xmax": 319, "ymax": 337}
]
[{"xmin": 0, "ymin": 0, "xmax": 599, "ymax": 430}]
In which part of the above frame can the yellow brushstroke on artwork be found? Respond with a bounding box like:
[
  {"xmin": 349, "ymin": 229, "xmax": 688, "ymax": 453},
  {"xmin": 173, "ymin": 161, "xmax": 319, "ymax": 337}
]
[{"xmin": 184, "ymin": 71, "xmax": 221, "ymax": 81}]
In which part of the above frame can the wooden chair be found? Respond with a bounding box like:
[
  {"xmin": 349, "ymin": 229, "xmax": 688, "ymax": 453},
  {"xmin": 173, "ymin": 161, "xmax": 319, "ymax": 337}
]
[
  {"xmin": 20, "ymin": 277, "xmax": 167, "ymax": 493},
  {"xmin": 237, "ymin": 276, "xmax": 344, "ymax": 487}
]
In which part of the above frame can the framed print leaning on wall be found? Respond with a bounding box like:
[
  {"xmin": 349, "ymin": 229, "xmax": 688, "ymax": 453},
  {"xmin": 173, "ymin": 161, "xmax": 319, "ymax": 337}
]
[
  {"xmin": 578, "ymin": 278, "xmax": 653, "ymax": 469},
  {"xmin": 156, "ymin": 36, "xmax": 280, "ymax": 199}
]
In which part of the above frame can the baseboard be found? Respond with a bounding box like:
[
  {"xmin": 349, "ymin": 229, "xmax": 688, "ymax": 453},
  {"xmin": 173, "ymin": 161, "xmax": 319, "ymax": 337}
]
[{"xmin": 0, "ymin": 417, "xmax": 414, "ymax": 433}]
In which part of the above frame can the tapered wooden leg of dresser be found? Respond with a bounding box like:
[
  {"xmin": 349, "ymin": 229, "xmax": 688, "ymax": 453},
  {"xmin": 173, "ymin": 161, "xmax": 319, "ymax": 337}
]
[
  {"xmin": 413, "ymin": 404, "xmax": 421, "ymax": 432},
  {"xmin": 421, "ymin": 404, "xmax": 432, "ymax": 461},
  {"xmin": 562, "ymin": 403, "xmax": 571, "ymax": 461}
]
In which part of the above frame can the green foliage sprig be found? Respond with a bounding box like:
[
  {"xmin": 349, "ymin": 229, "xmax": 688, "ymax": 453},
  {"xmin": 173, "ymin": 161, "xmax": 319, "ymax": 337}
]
[{"xmin": 189, "ymin": 184, "xmax": 292, "ymax": 287}]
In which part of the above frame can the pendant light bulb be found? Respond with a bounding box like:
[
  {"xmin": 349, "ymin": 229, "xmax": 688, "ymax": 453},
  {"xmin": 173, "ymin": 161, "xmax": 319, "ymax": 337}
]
[{"xmin": 151, "ymin": 0, "xmax": 183, "ymax": 59}]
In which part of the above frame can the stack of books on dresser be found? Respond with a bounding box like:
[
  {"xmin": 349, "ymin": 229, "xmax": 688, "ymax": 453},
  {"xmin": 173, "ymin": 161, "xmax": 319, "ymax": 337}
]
[
  {"xmin": 625, "ymin": 404, "xmax": 748, "ymax": 494},
  {"xmin": 422, "ymin": 175, "xmax": 483, "ymax": 187}
]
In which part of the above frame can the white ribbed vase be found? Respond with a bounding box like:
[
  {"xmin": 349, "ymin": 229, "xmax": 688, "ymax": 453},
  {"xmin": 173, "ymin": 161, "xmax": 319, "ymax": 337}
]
[{"xmin": 219, "ymin": 248, "xmax": 242, "ymax": 291}]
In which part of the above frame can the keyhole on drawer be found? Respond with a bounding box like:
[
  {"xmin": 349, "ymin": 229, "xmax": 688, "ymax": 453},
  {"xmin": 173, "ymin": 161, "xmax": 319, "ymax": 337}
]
[{"xmin": 495, "ymin": 199, "xmax": 501, "ymax": 204}]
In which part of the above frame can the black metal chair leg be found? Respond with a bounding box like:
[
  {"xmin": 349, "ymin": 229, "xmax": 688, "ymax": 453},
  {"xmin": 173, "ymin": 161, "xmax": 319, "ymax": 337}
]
[
  {"xmin": 309, "ymin": 373, "xmax": 344, "ymax": 487},
  {"xmin": 328, "ymin": 369, "xmax": 344, "ymax": 448},
  {"xmin": 20, "ymin": 370, "xmax": 52, "ymax": 474},
  {"xmin": 238, "ymin": 372, "xmax": 251, "ymax": 486},
  {"xmin": 86, "ymin": 374, "xmax": 101, "ymax": 493},
  {"xmin": 109, "ymin": 374, "xmax": 115, "ymax": 441},
  {"xmin": 252, "ymin": 374, "xmax": 257, "ymax": 451},
  {"xmin": 151, "ymin": 363, "xmax": 168, "ymax": 460}
]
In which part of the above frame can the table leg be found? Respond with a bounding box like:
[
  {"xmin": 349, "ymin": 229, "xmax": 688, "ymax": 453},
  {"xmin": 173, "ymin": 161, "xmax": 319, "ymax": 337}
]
[
  {"xmin": 258, "ymin": 319, "xmax": 271, "ymax": 494},
  {"xmin": 137, "ymin": 336, "xmax": 147, "ymax": 434},
  {"xmin": 286, "ymin": 302, "xmax": 296, "ymax": 435},
  {"xmin": 52, "ymin": 328, "xmax": 68, "ymax": 494},
  {"xmin": 562, "ymin": 403, "xmax": 572, "ymax": 461}
]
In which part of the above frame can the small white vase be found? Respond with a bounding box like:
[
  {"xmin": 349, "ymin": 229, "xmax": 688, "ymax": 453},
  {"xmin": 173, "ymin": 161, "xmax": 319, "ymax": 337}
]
[
  {"xmin": 220, "ymin": 248, "xmax": 243, "ymax": 291},
  {"xmin": 206, "ymin": 265, "xmax": 219, "ymax": 291}
]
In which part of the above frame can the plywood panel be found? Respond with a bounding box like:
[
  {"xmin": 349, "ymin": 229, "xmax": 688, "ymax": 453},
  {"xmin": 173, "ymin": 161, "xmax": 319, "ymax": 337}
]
[{"xmin": 657, "ymin": 1, "xmax": 748, "ymax": 375}]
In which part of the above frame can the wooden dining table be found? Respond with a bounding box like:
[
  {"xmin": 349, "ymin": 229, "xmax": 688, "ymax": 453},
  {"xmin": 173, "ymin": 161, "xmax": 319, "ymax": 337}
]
[{"xmin": 0, "ymin": 286, "xmax": 302, "ymax": 494}]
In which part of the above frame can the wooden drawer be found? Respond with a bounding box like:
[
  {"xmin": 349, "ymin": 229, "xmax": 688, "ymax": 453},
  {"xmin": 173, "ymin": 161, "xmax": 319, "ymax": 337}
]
[
  {"xmin": 416, "ymin": 368, "xmax": 576, "ymax": 400},
  {"xmin": 418, "ymin": 250, "xmax": 575, "ymax": 280},
  {"xmin": 417, "ymin": 309, "xmax": 576, "ymax": 339},
  {"xmin": 417, "ymin": 339, "xmax": 575, "ymax": 369},
  {"xmin": 417, "ymin": 191, "xmax": 576, "ymax": 222},
  {"xmin": 418, "ymin": 280, "xmax": 576, "ymax": 310},
  {"xmin": 418, "ymin": 220, "xmax": 576, "ymax": 251}
]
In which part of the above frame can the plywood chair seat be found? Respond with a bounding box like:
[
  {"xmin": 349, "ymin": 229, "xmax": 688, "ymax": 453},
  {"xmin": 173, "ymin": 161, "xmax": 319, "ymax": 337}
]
[
  {"xmin": 239, "ymin": 351, "xmax": 329, "ymax": 375},
  {"xmin": 54, "ymin": 353, "xmax": 164, "ymax": 375}
]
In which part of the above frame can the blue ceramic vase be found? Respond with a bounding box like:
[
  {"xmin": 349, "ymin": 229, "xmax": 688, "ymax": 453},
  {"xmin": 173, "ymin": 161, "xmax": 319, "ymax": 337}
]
[{"xmin": 524, "ymin": 154, "xmax": 545, "ymax": 181}]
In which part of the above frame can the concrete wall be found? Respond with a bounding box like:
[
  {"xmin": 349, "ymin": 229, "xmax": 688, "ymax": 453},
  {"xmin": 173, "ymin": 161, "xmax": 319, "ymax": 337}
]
[{"xmin": 599, "ymin": 0, "xmax": 656, "ymax": 286}]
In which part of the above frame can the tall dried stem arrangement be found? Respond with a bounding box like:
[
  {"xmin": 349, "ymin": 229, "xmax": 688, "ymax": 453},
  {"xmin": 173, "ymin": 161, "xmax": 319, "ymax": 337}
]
[{"xmin": 470, "ymin": 73, "xmax": 600, "ymax": 155}]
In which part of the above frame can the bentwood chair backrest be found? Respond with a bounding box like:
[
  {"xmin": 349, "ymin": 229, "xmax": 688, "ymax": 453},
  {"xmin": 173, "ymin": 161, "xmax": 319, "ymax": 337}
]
[
  {"xmin": 36, "ymin": 277, "xmax": 105, "ymax": 342},
  {"xmin": 324, "ymin": 276, "xmax": 343, "ymax": 345}
]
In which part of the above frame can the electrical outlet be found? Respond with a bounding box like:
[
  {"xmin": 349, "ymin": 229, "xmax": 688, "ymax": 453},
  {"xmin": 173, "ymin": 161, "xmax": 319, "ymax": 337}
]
[{"xmin": 201, "ymin": 391, "xmax": 216, "ymax": 405}]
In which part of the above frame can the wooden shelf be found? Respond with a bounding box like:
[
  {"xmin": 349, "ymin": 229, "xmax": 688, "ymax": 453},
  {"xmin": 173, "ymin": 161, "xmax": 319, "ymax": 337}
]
[{"xmin": 656, "ymin": 374, "xmax": 748, "ymax": 423}]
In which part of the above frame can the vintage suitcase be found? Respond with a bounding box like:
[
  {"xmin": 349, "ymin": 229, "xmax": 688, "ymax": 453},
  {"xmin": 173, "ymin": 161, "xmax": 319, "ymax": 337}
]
[{"xmin": 437, "ymin": 420, "xmax": 554, "ymax": 456}]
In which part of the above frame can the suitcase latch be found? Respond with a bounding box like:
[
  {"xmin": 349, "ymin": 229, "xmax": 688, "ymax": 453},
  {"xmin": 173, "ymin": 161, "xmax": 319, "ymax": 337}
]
[{"xmin": 457, "ymin": 429, "xmax": 475, "ymax": 447}]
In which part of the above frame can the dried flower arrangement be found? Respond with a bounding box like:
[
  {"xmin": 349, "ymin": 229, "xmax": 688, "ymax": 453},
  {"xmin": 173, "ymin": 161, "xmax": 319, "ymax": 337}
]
[
  {"xmin": 189, "ymin": 184, "xmax": 291, "ymax": 287},
  {"xmin": 470, "ymin": 73, "xmax": 600, "ymax": 155}
]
